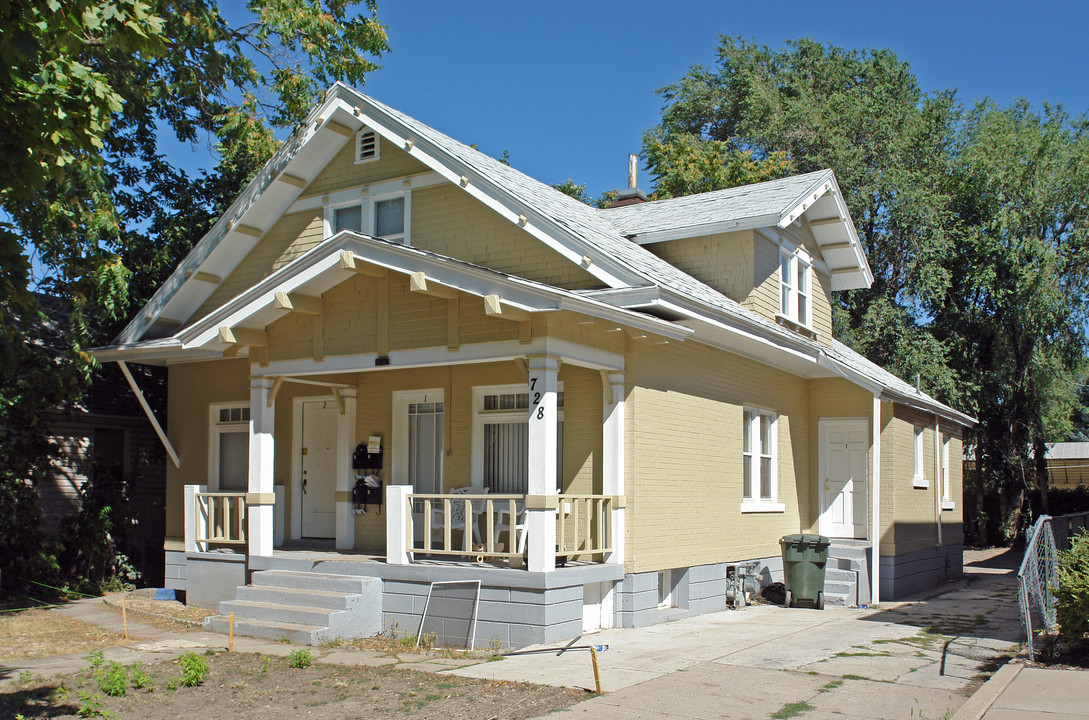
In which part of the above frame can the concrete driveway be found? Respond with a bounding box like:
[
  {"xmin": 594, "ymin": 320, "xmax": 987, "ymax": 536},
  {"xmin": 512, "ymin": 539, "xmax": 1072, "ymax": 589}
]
[{"xmin": 451, "ymin": 549, "xmax": 1023, "ymax": 720}]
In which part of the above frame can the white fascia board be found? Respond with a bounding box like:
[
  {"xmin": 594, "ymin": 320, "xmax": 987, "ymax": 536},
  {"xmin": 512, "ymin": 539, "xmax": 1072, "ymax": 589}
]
[
  {"xmin": 815, "ymin": 353, "xmax": 883, "ymax": 395},
  {"xmin": 114, "ymin": 94, "xmax": 343, "ymax": 346},
  {"xmin": 89, "ymin": 338, "xmax": 219, "ymax": 365},
  {"xmin": 332, "ymin": 92, "xmax": 637, "ymax": 289},
  {"xmin": 777, "ymin": 171, "xmax": 835, "ymax": 228},
  {"xmin": 654, "ymin": 296, "xmax": 819, "ymax": 365},
  {"xmin": 180, "ymin": 233, "xmax": 692, "ymax": 349},
  {"xmin": 627, "ymin": 214, "xmax": 780, "ymax": 245},
  {"xmin": 253, "ymin": 335, "xmax": 625, "ymax": 379}
]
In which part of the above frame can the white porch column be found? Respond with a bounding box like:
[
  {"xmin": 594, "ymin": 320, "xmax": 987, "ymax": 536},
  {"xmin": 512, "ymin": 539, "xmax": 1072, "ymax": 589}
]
[
  {"xmin": 184, "ymin": 484, "xmax": 208, "ymax": 553},
  {"xmin": 602, "ymin": 371, "xmax": 626, "ymax": 566},
  {"xmin": 248, "ymin": 376, "xmax": 276, "ymax": 557},
  {"xmin": 335, "ymin": 388, "xmax": 358, "ymax": 550},
  {"xmin": 385, "ymin": 484, "xmax": 413, "ymax": 565},
  {"xmin": 527, "ymin": 355, "xmax": 560, "ymax": 572},
  {"xmin": 871, "ymin": 393, "xmax": 882, "ymax": 606}
]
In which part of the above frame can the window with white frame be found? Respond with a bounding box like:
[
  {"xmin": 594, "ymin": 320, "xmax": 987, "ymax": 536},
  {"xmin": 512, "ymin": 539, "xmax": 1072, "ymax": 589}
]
[
  {"xmin": 913, "ymin": 425, "xmax": 927, "ymax": 487},
  {"xmin": 328, "ymin": 193, "xmax": 409, "ymax": 243},
  {"xmin": 210, "ymin": 403, "xmax": 249, "ymax": 492},
  {"xmin": 941, "ymin": 434, "xmax": 953, "ymax": 508},
  {"xmin": 779, "ymin": 245, "xmax": 812, "ymax": 326},
  {"xmin": 473, "ymin": 385, "xmax": 563, "ymax": 494},
  {"xmin": 742, "ymin": 409, "xmax": 781, "ymax": 511}
]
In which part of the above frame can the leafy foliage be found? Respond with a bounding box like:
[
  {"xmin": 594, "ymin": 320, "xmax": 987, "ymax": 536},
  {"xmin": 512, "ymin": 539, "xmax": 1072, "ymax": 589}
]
[
  {"xmin": 1054, "ymin": 531, "xmax": 1089, "ymax": 646},
  {"xmin": 176, "ymin": 652, "xmax": 209, "ymax": 688},
  {"xmin": 645, "ymin": 36, "xmax": 1089, "ymax": 543},
  {"xmin": 287, "ymin": 648, "xmax": 313, "ymax": 668},
  {"xmin": 0, "ymin": 1, "xmax": 388, "ymax": 594}
]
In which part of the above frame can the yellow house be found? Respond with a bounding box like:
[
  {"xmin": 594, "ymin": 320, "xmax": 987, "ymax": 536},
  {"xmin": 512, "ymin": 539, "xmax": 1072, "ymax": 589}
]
[{"xmin": 95, "ymin": 84, "xmax": 974, "ymax": 647}]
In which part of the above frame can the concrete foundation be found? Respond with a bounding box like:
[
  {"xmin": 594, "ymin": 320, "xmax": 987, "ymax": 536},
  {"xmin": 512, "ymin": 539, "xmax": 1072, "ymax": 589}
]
[
  {"xmin": 185, "ymin": 551, "xmax": 248, "ymax": 609},
  {"xmin": 881, "ymin": 543, "xmax": 964, "ymax": 600}
]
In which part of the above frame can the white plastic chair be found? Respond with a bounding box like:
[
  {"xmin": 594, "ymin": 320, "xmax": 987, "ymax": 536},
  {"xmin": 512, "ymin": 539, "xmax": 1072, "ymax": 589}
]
[
  {"xmin": 431, "ymin": 486, "xmax": 488, "ymax": 545},
  {"xmin": 494, "ymin": 499, "xmax": 527, "ymax": 554}
]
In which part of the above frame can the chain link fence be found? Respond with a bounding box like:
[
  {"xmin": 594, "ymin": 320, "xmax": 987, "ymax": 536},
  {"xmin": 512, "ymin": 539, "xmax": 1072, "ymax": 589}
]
[{"xmin": 1018, "ymin": 511, "xmax": 1089, "ymax": 659}]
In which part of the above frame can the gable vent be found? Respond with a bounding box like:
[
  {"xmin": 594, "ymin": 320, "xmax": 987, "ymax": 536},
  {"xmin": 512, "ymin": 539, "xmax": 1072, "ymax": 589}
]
[{"xmin": 356, "ymin": 129, "xmax": 378, "ymax": 163}]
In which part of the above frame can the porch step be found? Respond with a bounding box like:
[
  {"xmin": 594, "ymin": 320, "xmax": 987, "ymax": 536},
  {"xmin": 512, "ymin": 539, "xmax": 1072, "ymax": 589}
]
[
  {"xmin": 822, "ymin": 540, "xmax": 872, "ymax": 607},
  {"xmin": 203, "ymin": 569, "xmax": 383, "ymax": 645}
]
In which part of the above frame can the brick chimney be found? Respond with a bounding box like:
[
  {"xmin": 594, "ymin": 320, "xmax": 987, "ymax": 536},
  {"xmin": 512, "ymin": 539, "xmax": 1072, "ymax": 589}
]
[{"xmin": 607, "ymin": 154, "xmax": 648, "ymax": 208}]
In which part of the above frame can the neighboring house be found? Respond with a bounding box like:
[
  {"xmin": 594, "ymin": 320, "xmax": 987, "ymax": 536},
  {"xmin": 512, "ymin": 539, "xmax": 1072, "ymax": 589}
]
[
  {"xmin": 34, "ymin": 296, "xmax": 167, "ymax": 586},
  {"xmin": 1046, "ymin": 442, "xmax": 1089, "ymax": 490},
  {"xmin": 94, "ymin": 84, "xmax": 973, "ymax": 648}
]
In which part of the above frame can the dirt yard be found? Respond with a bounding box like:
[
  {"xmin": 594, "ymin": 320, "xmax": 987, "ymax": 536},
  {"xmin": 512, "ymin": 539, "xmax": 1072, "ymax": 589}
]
[
  {"xmin": 2, "ymin": 650, "xmax": 588, "ymax": 719},
  {"xmin": 0, "ymin": 609, "xmax": 126, "ymax": 663}
]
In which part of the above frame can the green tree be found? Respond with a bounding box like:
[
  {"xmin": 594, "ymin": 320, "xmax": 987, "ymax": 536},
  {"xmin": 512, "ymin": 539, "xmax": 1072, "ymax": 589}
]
[
  {"xmin": 0, "ymin": 0, "xmax": 389, "ymax": 595},
  {"xmin": 645, "ymin": 37, "xmax": 1089, "ymax": 543}
]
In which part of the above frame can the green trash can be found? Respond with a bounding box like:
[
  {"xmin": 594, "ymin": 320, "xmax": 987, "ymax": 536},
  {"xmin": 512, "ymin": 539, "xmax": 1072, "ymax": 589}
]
[{"xmin": 779, "ymin": 533, "xmax": 830, "ymax": 609}]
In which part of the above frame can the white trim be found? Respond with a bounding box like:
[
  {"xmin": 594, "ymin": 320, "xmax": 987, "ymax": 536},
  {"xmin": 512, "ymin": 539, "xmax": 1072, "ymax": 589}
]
[
  {"xmin": 740, "ymin": 501, "xmax": 786, "ymax": 513},
  {"xmin": 290, "ymin": 395, "xmax": 341, "ymax": 541},
  {"xmin": 912, "ymin": 425, "xmax": 928, "ymax": 488},
  {"xmin": 777, "ymin": 240, "xmax": 814, "ymax": 330},
  {"xmin": 470, "ymin": 383, "xmax": 564, "ymax": 491},
  {"xmin": 287, "ymin": 173, "xmax": 443, "ymax": 215},
  {"xmin": 741, "ymin": 407, "xmax": 779, "ymax": 509},
  {"xmin": 391, "ymin": 388, "xmax": 445, "ymax": 489},
  {"xmin": 208, "ymin": 401, "xmax": 251, "ymax": 492},
  {"xmin": 817, "ymin": 416, "xmax": 870, "ymax": 538},
  {"xmin": 941, "ymin": 433, "xmax": 952, "ymax": 504}
]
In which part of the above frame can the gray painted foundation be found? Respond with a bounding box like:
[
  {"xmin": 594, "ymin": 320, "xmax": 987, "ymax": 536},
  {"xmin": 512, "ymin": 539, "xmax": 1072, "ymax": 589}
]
[
  {"xmin": 185, "ymin": 551, "xmax": 248, "ymax": 609},
  {"xmin": 881, "ymin": 544, "xmax": 964, "ymax": 600},
  {"xmin": 172, "ymin": 542, "xmax": 965, "ymax": 647}
]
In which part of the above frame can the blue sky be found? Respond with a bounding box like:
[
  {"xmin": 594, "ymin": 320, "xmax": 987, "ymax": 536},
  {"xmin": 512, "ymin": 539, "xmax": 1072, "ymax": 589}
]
[{"xmin": 334, "ymin": 0, "xmax": 1089, "ymax": 199}]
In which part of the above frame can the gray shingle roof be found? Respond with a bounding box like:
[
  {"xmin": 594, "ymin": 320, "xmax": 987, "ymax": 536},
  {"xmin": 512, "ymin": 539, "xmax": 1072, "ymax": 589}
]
[
  {"xmin": 601, "ymin": 170, "xmax": 833, "ymax": 238},
  {"xmin": 356, "ymin": 90, "xmax": 969, "ymax": 425}
]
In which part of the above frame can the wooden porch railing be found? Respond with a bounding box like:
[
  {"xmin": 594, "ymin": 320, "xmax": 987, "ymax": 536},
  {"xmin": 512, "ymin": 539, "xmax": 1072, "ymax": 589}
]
[
  {"xmin": 404, "ymin": 492, "xmax": 616, "ymax": 564},
  {"xmin": 194, "ymin": 491, "xmax": 247, "ymax": 549},
  {"xmin": 556, "ymin": 494, "xmax": 614, "ymax": 560}
]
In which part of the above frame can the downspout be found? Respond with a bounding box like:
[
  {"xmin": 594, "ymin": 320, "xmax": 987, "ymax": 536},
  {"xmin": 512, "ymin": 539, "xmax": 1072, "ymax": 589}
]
[
  {"xmin": 117, "ymin": 360, "xmax": 180, "ymax": 468},
  {"xmin": 871, "ymin": 393, "xmax": 881, "ymax": 606}
]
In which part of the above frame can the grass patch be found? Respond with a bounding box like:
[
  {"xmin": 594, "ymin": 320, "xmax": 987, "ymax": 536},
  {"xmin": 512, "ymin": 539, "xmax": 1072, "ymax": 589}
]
[
  {"xmin": 0, "ymin": 608, "xmax": 127, "ymax": 662},
  {"xmin": 817, "ymin": 679, "xmax": 843, "ymax": 692},
  {"xmin": 771, "ymin": 700, "xmax": 813, "ymax": 719}
]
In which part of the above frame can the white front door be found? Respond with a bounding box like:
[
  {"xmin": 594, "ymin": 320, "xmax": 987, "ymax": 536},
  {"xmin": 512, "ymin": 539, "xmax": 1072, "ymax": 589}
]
[
  {"xmin": 393, "ymin": 390, "xmax": 445, "ymax": 539},
  {"xmin": 301, "ymin": 399, "xmax": 338, "ymax": 538},
  {"xmin": 819, "ymin": 418, "xmax": 869, "ymax": 538}
]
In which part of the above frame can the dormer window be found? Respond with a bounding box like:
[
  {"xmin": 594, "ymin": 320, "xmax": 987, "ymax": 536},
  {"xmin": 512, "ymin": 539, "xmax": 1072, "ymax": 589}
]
[
  {"xmin": 779, "ymin": 244, "xmax": 811, "ymax": 327},
  {"xmin": 355, "ymin": 129, "xmax": 378, "ymax": 163}
]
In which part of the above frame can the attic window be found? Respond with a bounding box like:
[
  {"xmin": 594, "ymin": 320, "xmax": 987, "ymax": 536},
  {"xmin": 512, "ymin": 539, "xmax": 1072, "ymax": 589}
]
[{"xmin": 355, "ymin": 129, "xmax": 378, "ymax": 163}]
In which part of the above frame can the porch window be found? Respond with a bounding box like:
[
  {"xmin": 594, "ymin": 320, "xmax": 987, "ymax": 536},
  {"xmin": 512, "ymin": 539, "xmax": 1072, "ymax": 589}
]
[
  {"xmin": 742, "ymin": 409, "xmax": 780, "ymax": 510},
  {"xmin": 210, "ymin": 404, "xmax": 250, "ymax": 492},
  {"xmin": 473, "ymin": 385, "xmax": 563, "ymax": 494},
  {"xmin": 407, "ymin": 400, "xmax": 443, "ymax": 495},
  {"xmin": 779, "ymin": 245, "xmax": 811, "ymax": 327}
]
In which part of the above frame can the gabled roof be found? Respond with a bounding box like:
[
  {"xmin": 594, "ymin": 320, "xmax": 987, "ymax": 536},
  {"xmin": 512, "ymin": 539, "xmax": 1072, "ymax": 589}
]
[
  {"xmin": 103, "ymin": 84, "xmax": 968, "ymax": 426},
  {"xmin": 600, "ymin": 170, "xmax": 873, "ymax": 291}
]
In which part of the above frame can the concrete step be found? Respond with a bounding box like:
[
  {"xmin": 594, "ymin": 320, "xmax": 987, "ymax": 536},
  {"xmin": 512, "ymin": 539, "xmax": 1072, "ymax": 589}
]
[
  {"xmin": 236, "ymin": 585, "xmax": 357, "ymax": 610},
  {"xmin": 218, "ymin": 599, "xmax": 337, "ymax": 627},
  {"xmin": 824, "ymin": 568, "xmax": 859, "ymax": 584},
  {"xmin": 823, "ymin": 591, "xmax": 853, "ymax": 607},
  {"xmin": 205, "ymin": 615, "xmax": 320, "ymax": 645},
  {"xmin": 250, "ymin": 569, "xmax": 373, "ymax": 594}
]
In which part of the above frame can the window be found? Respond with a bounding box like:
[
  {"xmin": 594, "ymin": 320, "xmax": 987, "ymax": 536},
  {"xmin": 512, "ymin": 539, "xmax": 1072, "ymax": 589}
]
[
  {"xmin": 742, "ymin": 409, "xmax": 783, "ymax": 512},
  {"xmin": 210, "ymin": 404, "xmax": 250, "ymax": 492},
  {"xmin": 913, "ymin": 425, "xmax": 927, "ymax": 488},
  {"xmin": 779, "ymin": 245, "xmax": 812, "ymax": 327},
  {"xmin": 473, "ymin": 385, "xmax": 563, "ymax": 494},
  {"xmin": 326, "ymin": 188, "xmax": 410, "ymax": 244},
  {"xmin": 941, "ymin": 434, "xmax": 954, "ymax": 509},
  {"xmin": 355, "ymin": 128, "xmax": 378, "ymax": 163},
  {"xmin": 374, "ymin": 194, "xmax": 406, "ymax": 242}
]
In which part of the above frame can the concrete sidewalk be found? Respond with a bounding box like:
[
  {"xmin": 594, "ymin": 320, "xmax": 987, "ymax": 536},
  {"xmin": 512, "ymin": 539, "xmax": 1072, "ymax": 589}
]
[
  {"xmin": 952, "ymin": 662, "xmax": 1089, "ymax": 719},
  {"xmin": 446, "ymin": 548, "xmax": 1088, "ymax": 720}
]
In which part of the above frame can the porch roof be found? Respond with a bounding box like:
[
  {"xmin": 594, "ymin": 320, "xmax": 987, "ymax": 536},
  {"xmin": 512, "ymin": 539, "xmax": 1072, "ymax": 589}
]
[{"xmin": 91, "ymin": 232, "xmax": 693, "ymax": 364}]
